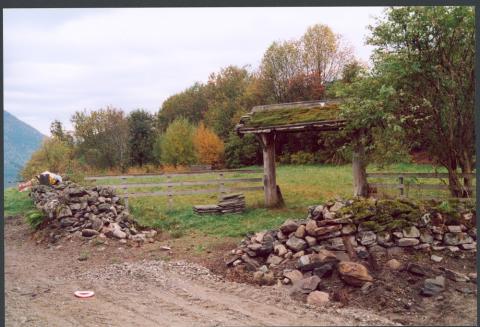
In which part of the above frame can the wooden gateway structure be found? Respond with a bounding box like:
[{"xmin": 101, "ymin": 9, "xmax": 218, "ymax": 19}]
[{"xmin": 235, "ymin": 100, "xmax": 368, "ymax": 207}]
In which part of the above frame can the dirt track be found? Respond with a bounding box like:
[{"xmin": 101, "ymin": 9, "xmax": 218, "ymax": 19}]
[{"xmin": 5, "ymin": 215, "xmax": 399, "ymax": 327}]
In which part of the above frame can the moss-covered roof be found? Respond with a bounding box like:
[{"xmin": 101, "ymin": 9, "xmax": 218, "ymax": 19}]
[
  {"xmin": 236, "ymin": 100, "xmax": 345, "ymax": 134},
  {"xmin": 247, "ymin": 104, "xmax": 340, "ymax": 128}
]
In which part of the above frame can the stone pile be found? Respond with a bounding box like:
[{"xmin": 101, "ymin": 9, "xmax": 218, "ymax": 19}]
[
  {"xmin": 225, "ymin": 197, "xmax": 476, "ymax": 300},
  {"xmin": 194, "ymin": 193, "xmax": 246, "ymax": 215},
  {"xmin": 30, "ymin": 181, "xmax": 157, "ymax": 244}
]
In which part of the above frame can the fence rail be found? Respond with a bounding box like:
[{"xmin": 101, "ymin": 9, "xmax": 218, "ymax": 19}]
[
  {"xmin": 84, "ymin": 168, "xmax": 262, "ymax": 181},
  {"xmin": 85, "ymin": 169, "xmax": 264, "ymax": 210},
  {"xmin": 366, "ymin": 172, "xmax": 476, "ymax": 200}
]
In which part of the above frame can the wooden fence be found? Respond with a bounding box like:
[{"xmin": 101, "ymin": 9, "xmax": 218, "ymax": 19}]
[
  {"xmin": 85, "ymin": 169, "xmax": 264, "ymax": 210},
  {"xmin": 366, "ymin": 172, "xmax": 476, "ymax": 200}
]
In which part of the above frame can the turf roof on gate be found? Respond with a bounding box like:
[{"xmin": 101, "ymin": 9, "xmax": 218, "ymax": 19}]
[{"xmin": 245, "ymin": 103, "xmax": 342, "ymax": 128}]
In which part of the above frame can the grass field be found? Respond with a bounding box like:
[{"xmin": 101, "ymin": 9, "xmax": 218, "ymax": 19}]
[
  {"xmin": 103, "ymin": 163, "xmax": 463, "ymax": 239},
  {"xmin": 5, "ymin": 163, "xmax": 473, "ymax": 242}
]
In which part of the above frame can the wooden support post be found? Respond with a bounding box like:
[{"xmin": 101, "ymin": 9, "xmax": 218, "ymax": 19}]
[
  {"xmin": 259, "ymin": 133, "xmax": 279, "ymax": 207},
  {"xmin": 218, "ymin": 172, "xmax": 226, "ymax": 200},
  {"xmin": 399, "ymin": 176, "xmax": 404, "ymax": 198},
  {"xmin": 167, "ymin": 175, "xmax": 173, "ymax": 210},
  {"xmin": 352, "ymin": 138, "xmax": 368, "ymax": 197}
]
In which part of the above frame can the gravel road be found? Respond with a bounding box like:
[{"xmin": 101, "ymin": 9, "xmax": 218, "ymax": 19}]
[{"xmin": 5, "ymin": 215, "xmax": 397, "ymax": 326}]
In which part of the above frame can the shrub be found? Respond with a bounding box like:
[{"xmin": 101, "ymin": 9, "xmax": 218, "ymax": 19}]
[
  {"xmin": 290, "ymin": 151, "xmax": 315, "ymax": 164},
  {"xmin": 25, "ymin": 210, "xmax": 45, "ymax": 229},
  {"xmin": 21, "ymin": 138, "xmax": 75, "ymax": 180}
]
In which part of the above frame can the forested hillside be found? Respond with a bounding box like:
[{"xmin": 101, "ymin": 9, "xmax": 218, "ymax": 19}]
[{"xmin": 4, "ymin": 111, "xmax": 45, "ymax": 187}]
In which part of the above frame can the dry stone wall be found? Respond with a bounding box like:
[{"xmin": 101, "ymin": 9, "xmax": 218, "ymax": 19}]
[{"xmin": 226, "ymin": 198, "xmax": 476, "ymax": 289}]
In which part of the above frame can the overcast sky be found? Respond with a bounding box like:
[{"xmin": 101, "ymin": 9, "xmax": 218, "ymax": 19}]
[{"xmin": 4, "ymin": 7, "xmax": 387, "ymax": 135}]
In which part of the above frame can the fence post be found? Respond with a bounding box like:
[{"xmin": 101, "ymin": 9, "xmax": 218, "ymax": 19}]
[
  {"xmin": 218, "ymin": 172, "xmax": 226, "ymax": 200},
  {"xmin": 124, "ymin": 195, "xmax": 129, "ymax": 211},
  {"xmin": 167, "ymin": 175, "xmax": 173, "ymax": 210},
  {"xmin": 398, "ymin": 176, "xmax": 404, "ymax": 198}
]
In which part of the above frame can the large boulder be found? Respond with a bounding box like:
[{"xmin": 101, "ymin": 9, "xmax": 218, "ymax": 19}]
[{"xmin": 338, "ymin": 261, "xmax": 373, "ymax": 287}]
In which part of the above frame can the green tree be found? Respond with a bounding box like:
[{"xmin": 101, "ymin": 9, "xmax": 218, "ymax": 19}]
[
  {"xmin": 204, "ymin": 65, "xmax": 253, "ymax": 139},
  {"xmin": 224, "ymin": 132, "xmax": 262, "ymax": 168},
  {"xmin": 127, "ymin": 109, "xmax": 155, "ymax": 166},
  {"xmin": 367, "ymin": 6, "xmax": 475, "ymax": 196},
  {"xmin": 157, "ymin": 83, "xmax": 208, "ymax": 132},
  {"xmin": 71, "ymin": 107, "xmax": 130, "ymax": 170},
  {"xmin": 160, "ymin": 118, "xmax": 197, "ymax": 167},
  {"xmin": 50, "ymin": 120, "xmax": 74, "ymax": 146}
]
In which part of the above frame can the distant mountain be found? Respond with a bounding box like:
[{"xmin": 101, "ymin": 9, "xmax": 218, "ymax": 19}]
[{"xmin": 4, "ymin": 111, "xmax": 45, "ymax": 187}]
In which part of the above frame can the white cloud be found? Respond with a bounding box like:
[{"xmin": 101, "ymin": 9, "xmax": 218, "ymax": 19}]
[{"xmin": 4, "ymin": 7, "xmax": 386, "ymax": 135}]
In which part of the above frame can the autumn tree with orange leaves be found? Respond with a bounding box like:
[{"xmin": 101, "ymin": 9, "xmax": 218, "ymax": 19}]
[{"xmin": 194, "ymin": 122, "xmax": 225, "ymax": 166}]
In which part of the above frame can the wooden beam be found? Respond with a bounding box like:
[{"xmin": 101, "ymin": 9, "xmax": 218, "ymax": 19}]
[
  {"xmin": 259, "ymin": 133, "xmax": 279, "ymax": 207},
  {"xmin": 352, "ymin": 138, "xmax": 368, "ymax": 197}
]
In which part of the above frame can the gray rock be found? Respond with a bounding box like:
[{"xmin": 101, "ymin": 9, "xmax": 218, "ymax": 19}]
[
  {"xmin": 377, "ymin": 232, "xmax": 393, "ymax": 247},
  {"xmin": 60, "ymin": 217, "xmax": 75, "ymax": 227},
  {"xmin": 392, "ymin": 231, "xmax": 404, "ymax": 239},
  {"xmin": 447, "ymin": 225, "xmax": 462, "ymax": 233},
  {"xmin": 358, "ymin": 231, "xmax": 377, "ymax": 246},
  {"xmin": 444, "ymin": 232, "xmax": 474, "ymax": 245},
  {"xmin": 56, "ymin": 205, "xmax": 72, "ymax": 219},
  {"xmin": 290, "ymin": 275, "xmax": 321, "ymax": 294},
  {"xmin": 329, "ymin": 201, "xmax": 344, "ymax": 212},
  {"xmin": 325, "ymin": 237, "xmax": 345, "ymax": 251},
  {"xmin": 431, "ymin": 255, "xmax": 443, "ymax": 263},
  {"xmin": 317, "ymin": 231, "xmax": 342, "ymax": 240},
  {"xmin": 274, "ymin": 244, "xmax": 288, "ymax": 256},
  {"xmin": 266, "ymin": 255, "xmax": 283, "ymax": 266},
  {"xmin": 313, "ymin": 263, "xmax": 334, "ymax": 278},
  {"xmin": 402, "ymin": 226, "xmax": 420, "ymax": 238},
  {"xmin": 468, "ymin": 228, "xmax": 476, "ymax": 240},
  {"xmin": 82, "ymin": 229, "xmax": 99, "ymax": 237},
  {"xmin": 69, "ymin": 203, "xmax": 82, "ymax": 211},
  {"xmin": 421, "ymin": 276, "xmax": 445, "ymax": 296},
  {"xmin": 419, "ymin": 213, "xmax": 431, "ymax": 227},
  {"xmin": 305, "ymin": 220, "xmax": 318, "ymax": 236},
  {"xmin": 286, "ymin": 236, "xmax": 307, "ymax": 252},
  {"xmin": 460, "ymin": 242, "xmax": 476, "ymax": 250},
  {"xmin": 311, "ymin": 205, "xmax": 324, "ymax": 220},
  {"xmin": 396, "ymin": 238, "xmax": 420, "ymax": 247},
  {"xmin": 280, "ymin": 220, "xmax": 299, "ymax": 234},
  {"xmin": 444, "ymin": 268, "xmax": 470, "ymax": 282},
  {"xmin": 91, "ymin": 217, "xmax": 103, "ymax": 231},
  {"xmin": 112, "ymin": 229, "xmax": 127, "ymax": 239},
  {"xmin": 98, "ymin": 203, "xmax": 111, "ymax": 212},
  {"xmin": 420, "ymin": 230, "xmax": 434, "ymax": 244},
  {"xmin": 342, "ymin": 224, "xmax": 356, "ymax": 235},
  {"xmin": 305, "ymin": 236, "xmax": 317, "ymax": 247},
  {"xmin": 283, "ymin": 269, "xmax": 303, "ymax": 283}
]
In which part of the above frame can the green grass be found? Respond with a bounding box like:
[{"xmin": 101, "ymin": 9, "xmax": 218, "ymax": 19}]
[
  {"xmin": 123, "ymin": 162, "xmax": 457, "ymax": 240},
  {"xmin": 4, "ymin": 187, "xmax": 44, "ymax": 228},
  {"xmin": 4, "ymin": 188, "xmax": 37, "ymax": 216},
  {"xmin": 248, "ymin": 104, "xmax": 340, "ymax": 127}
]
